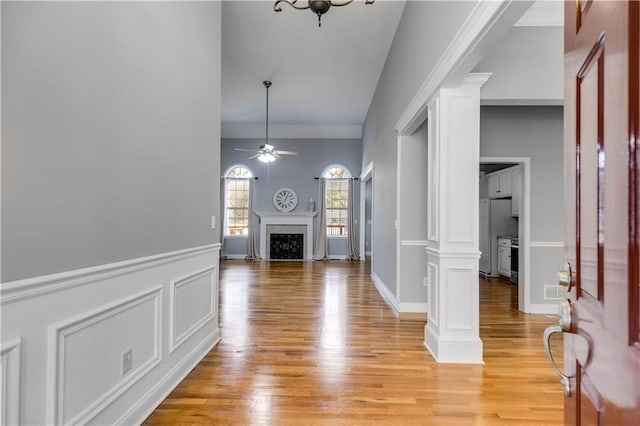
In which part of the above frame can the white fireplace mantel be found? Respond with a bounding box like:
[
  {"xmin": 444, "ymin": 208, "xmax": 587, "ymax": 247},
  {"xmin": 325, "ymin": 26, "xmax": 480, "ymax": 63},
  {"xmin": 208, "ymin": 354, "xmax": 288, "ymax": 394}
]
[{"xmin": 255, "ymin": 211, "xmax": 317, "ymax": 260}]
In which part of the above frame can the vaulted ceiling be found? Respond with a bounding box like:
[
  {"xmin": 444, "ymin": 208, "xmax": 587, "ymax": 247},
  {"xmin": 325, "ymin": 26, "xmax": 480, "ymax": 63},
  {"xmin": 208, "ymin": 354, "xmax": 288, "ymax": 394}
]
[
  {"xmin": 221, "ymin": 0, "xmax": 563, "ymax": 136},
  {"xmin": 221, "ymin": 0, "xmax": 405, "ymax": 128}
]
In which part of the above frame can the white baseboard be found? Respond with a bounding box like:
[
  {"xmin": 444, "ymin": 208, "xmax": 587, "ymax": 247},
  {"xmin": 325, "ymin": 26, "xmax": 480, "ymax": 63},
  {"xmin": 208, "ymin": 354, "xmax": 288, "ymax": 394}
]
[
  {"xmin": 370, "ymin": 272, "xmax": 399, "ymax": 312},
  {"xmin": 526, "ymin": 303, "xmax": 560, "ymax": 315},
  {"xmin": 398, "ymin": 303, "xmax": 428, "ymax": 313},
  {"xmin": 119, "ymin": 331, "xmax": 220, "ymax": 425},
  {"xmin": 222, "ymin": 254, "xmax": 247, "ymax": 260},
  {"xmin": 424, "ymin": 323, "xmax": 484, "ymax": 364},
  {"xmin": 327, "ymin": 255, "xmax": 348, "ymax": 260}
]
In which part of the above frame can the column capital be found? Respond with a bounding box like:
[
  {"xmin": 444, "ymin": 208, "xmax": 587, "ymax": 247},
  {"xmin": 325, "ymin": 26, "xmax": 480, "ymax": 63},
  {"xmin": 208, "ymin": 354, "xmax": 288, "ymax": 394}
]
[{"xmin": 462, "ymin": 72, "xmax": 492, "ymax": 88}]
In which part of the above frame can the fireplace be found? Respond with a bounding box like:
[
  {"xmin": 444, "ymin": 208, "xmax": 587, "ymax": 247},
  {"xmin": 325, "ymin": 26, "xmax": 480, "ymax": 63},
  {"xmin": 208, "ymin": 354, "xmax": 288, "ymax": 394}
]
[
  {"xmin": 255, "ymin": 211, "xmax": 317, "ymax": 260},
  {"xmin": 269, "ymin": 233, "xmax": 304, "ymax": 259}
]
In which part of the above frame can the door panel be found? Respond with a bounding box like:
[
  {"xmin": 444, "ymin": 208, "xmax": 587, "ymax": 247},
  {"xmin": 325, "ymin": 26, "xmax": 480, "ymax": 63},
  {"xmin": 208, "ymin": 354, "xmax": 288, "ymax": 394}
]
[
  {"xmin": 576, "ymin": 31, "xmax": 604, "ymax": 302},
  {"xmin": 559, "ymin": 0, "xmax": 640, "ymax": 425}
]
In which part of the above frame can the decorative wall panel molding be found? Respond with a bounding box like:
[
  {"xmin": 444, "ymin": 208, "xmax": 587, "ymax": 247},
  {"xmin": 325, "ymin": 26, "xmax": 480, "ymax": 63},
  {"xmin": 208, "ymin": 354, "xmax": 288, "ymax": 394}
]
[
  {"xmin": 1, "ymin": 244, "xmax": 220, "ymax": 305},
  {"xmin": 399, "ymin": 240, "xmax": 430, "ymax": 247},
  {"xmin": 1, "ymin": 338, "xmax": 22, "ymax": 426},
  {"xmin": 425, "ymin": 247, "xmax": 482, "ymax": 259},
  {"xmin": 427, "ymin": 263, "xmax": 439, "ymax": 327},
  {"xmin": 445, "ymin": 267, "xmax": 474, "ymax": 330},
  {"xmin": 46, "ymin": 287, "xmax": 163, "ymax": 425},
  {"xmin": 529, "ymin": 241, "xmax": 564, "ymax": 247},
  {"xmin": 2, "ymin": 243, "xmax": 221, "ymax": 425},
  {"xmin": 169, "ymin": 266, "xmax": 218, "ymax": 353}
]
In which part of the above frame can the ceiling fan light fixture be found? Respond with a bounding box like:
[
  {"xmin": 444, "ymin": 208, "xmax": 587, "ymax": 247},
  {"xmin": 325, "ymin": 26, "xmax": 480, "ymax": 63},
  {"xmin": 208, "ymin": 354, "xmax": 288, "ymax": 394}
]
[
  {"xmin": 274, "ymin": 0, "xmax": 375, "ymax": 27},
  {"xmin": 234, "ymin": 81, "xmax": 299, "ymax": 162},
  {"xmin": 258, "ymin": 152, "xmax": 276, "ymax": 163}
]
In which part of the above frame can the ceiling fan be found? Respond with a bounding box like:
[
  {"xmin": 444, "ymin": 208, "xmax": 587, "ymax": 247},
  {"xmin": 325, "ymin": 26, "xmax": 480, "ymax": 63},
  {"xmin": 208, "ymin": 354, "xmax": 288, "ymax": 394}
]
[
  {"xmin": 235, "ymin": 81, "xmax": 298, "ymax": 163},
  {"xmin": 235, "ymin": 143, "xmax": 298, "ymax": 163}
]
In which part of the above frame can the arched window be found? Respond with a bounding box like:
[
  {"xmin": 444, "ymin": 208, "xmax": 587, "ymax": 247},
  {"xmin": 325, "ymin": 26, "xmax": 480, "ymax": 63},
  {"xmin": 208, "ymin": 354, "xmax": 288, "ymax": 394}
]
[
  {"xmin": 323, "ymin": 165, "xmax": 351, "ymax": 236},
  {"xmin": 224, "ymin": 166, "xmax": 252, "ymax": 236}
]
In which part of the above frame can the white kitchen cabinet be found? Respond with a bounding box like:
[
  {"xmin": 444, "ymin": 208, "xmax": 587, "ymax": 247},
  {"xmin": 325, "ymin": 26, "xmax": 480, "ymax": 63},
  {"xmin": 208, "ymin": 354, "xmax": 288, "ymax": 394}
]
[
  {"xmin": 488, "ymin": 169, "xmax": 513, "ymax": 198},
  {"xmin": 497, "ymin": 237, "xmax": 511, "ymax": 277},
  {"xmin": 511, "ymin": 165, "xmax": 521, "ymax": 216}
]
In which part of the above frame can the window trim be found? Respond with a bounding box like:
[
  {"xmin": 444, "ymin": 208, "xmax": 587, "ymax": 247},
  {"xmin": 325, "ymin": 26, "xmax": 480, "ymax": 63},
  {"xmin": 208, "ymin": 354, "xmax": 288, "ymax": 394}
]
[
  {"xmin": 322, "ymin": 165, "xmax": 351, "ymax": 238},
  {"xmin": 223, "ymin": 165, "xmax": 253, "ymax": 237}
]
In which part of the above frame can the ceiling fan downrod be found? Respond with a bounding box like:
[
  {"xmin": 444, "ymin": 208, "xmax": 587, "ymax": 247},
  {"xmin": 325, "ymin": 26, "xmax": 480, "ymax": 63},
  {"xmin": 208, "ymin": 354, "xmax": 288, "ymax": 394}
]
[{"xmin": 263, "ymin": 80, "xmax": 272, "ymax": 145}]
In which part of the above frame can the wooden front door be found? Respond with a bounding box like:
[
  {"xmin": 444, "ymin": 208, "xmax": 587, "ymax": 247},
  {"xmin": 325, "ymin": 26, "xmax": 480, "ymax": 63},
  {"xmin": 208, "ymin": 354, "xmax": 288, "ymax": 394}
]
[{"xmin": 551, "ymin": 0, "xmax": 640, "ymax": 424}]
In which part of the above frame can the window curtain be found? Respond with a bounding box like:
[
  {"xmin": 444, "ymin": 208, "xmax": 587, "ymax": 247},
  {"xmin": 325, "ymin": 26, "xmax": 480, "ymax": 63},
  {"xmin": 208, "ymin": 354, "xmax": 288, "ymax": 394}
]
[
  {"xmin": 314, "ymin": 178, "xmax": 328, "ymax": 260},
  {"xmin": 246, "ymin": 179, "xmax": 260, "ymax": 260},
  {"xmin": 220, "ymin": 178, "xmax": 228, "ymax": 258},
  {"xmin": 346, "ymin": 178, "xmax": 359, "ymax": 260}
]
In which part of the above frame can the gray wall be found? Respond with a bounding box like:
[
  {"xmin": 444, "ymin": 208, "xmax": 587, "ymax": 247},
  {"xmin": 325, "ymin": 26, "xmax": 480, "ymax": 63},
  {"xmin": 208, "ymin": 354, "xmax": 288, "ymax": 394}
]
[
  {"xmin": 474, "ymin": 26, "xmax": 563, "ymax": 103},
  {"xmin": 221, "ymin": 138, "xmax": 362, "ymax": 257},
  {"xmin": 480, "ymin": 106, "xmax": 564, "ymax": 304},
  {"xmin": 480, "ymin": 106, "xmax": 564, "ymax": 240},
  {"xmin": 398, "ymin": 120, "xmax": 428, "ymax": 305},
  {"xmin": 2, "ymin": 2, "xmax": 222, "ymax": 282},
  {"xmin": 365, "ymin": 180, "xmax": 372, "ymax": 254},
  {"xmin": 361, "ymin": 1, "xmax": 477, "ymax": 293}
]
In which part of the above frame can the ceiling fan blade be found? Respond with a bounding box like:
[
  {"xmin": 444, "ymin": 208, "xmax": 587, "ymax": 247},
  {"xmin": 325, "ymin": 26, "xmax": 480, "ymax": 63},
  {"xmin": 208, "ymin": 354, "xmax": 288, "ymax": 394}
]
[
  {"xmin": 274, "ymin": 150, "xmax": 298, "ymax": 156},
  {"xmin": 235, "ymin": 148, "xmax": 259, "ymax": 153},
  {"xmin": 247, "ymin": 153, "xmax": 261, "ymax": 159}
]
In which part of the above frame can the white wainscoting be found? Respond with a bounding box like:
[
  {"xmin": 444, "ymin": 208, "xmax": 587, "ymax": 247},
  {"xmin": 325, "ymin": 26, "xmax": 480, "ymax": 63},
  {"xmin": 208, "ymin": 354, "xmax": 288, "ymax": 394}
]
[
  {"xmin": 1, "ymin": 243, "xmax": 221, "ymax": 425},
  {"xmin": 47, "ymin": 287, "xmax": 163, "ymax": 425},
  {"xmin": 1, "ymin": 338, "xmax": 22, "ymax": 425},
  {"xmin": 169, "ymin": 266, "xmax": 218, "ymax": 354}
]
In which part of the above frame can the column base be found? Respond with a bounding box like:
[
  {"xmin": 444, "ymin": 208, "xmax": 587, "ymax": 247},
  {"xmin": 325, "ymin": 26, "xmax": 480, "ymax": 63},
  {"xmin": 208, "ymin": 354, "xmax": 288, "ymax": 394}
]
[{"xmin": 424, "ymin": 322, "xmax": 484, "ymax": 364}]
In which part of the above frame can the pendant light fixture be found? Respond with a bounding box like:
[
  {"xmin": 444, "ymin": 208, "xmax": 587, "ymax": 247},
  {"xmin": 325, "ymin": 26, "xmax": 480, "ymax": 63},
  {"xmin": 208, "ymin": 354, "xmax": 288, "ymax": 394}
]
[{"xmin": 274, "ymin": 0, "xmax": 375, "ymax": 27}]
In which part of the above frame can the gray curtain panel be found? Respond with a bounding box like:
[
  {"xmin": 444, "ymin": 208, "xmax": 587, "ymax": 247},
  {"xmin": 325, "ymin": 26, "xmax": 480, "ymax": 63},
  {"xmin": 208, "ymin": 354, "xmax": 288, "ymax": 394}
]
[
  {"xmin": 313, "ymin": 178, "xmax": 328, "ymax": 260},
  {"xmin": 346, "ymin": 178, "xmax": 359, "ymax": 260},
  {"xmin": 220, "ymin": 178, "xmax": 228, "ymax": 258},
  {"xmin": 247, "ymin": 179, "xmax": 260, "ymax": 260}
]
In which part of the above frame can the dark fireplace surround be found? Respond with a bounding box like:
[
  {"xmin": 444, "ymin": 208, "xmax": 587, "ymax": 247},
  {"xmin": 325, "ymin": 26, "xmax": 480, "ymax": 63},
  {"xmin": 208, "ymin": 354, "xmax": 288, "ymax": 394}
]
[{"xmin": 269, "ymin": 233, "xmax": 304, "ymax": 259}]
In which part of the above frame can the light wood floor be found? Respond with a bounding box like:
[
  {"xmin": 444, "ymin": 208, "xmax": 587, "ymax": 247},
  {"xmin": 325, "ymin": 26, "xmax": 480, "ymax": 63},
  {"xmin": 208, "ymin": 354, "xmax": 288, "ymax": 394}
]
[{"xmin": 144, "ymin": 260, "xmax": 564, "ymax": 425}]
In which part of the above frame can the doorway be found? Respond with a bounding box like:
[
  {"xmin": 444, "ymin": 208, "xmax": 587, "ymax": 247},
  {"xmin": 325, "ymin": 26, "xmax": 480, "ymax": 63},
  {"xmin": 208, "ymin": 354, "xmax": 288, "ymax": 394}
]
[
  {"xmin": 359, "ymin": 162, "xmax": 373, "ymax": 274},
  {"xmin": 479, "ymin": 157, "xmax": 530, "ymax": 312}
]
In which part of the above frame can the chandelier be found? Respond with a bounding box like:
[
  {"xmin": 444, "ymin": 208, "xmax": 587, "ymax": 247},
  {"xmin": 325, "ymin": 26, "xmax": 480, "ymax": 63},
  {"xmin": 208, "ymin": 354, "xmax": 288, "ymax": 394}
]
[{"xmin": 274, "ymin": 0, "xmax": 375, "ymax": 27}]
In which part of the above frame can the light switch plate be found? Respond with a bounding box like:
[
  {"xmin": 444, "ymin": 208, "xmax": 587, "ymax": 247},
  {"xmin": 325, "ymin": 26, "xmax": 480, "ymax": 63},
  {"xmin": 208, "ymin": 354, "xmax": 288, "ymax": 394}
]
[{"xmin": 211, "ymin": 216, "xmax": 216, "ymax": 230}]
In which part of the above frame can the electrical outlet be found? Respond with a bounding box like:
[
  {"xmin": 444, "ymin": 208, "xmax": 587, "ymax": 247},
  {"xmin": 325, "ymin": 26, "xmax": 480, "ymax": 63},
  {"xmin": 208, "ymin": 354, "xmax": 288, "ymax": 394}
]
[
  {"xmin": 122, "ymin": 348, "xmax": 133, "ymax": 375},
  {"xmin": 423, "ymin": 277, "xmax": 428, "ymax": 287}
]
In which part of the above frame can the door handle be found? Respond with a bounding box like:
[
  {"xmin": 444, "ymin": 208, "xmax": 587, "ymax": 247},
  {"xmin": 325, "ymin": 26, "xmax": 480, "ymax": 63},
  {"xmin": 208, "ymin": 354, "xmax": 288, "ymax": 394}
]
[
  {"xmin": 557, "ymin": 262, "xmax": 574, "ymax": 291},
  {"xmin": 543, "ymin": 299, "xmax": 575, "ymax": 396}
]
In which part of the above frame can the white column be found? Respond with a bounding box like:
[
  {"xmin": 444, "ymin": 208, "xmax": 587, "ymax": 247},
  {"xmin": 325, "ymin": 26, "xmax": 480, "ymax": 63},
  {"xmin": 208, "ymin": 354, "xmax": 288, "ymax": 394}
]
[{"xmin": 424, "ymin": 74, "xmax": 490, "ymax": 363}]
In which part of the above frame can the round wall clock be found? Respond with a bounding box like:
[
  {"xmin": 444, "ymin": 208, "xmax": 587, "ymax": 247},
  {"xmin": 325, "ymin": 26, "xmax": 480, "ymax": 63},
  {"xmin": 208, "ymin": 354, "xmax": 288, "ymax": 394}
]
[{"xmin": 273, "ymin": 188, "xmax": 298, "ymax": 212}]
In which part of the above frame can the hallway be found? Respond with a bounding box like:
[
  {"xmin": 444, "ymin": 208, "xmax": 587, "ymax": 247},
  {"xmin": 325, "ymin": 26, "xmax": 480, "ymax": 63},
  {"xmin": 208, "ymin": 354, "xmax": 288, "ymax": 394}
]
[{"xmin": 144, "ymin": 261, "xmax": 563, "ymax": 425}]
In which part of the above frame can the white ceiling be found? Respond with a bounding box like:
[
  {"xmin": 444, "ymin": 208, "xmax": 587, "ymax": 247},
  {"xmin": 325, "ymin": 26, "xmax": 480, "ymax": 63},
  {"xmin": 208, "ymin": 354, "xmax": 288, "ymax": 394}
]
[
  {"xmin": 221, "ymin": 0, "xmax": 406, "ymax": 129},
  {"xmin": 221, "ymin": 0, "xmax": 563, "ymax": 137}
]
